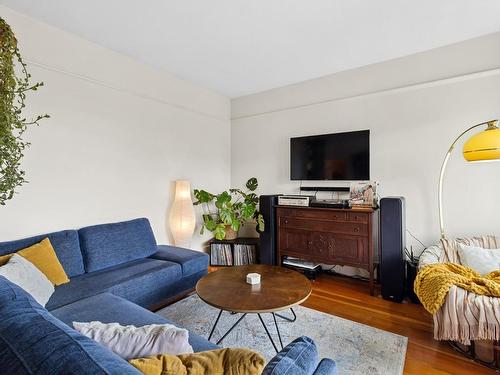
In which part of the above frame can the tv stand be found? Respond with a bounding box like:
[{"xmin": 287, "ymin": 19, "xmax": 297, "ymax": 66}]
[{"xmin": 276, "ymin": 205, "xmax": 379, "ymax": 295}]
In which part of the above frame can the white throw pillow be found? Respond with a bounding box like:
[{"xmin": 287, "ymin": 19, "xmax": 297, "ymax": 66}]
[
  {"xmin": 0, "ymin": 254, "xmax": 55, "ymax": 306},
  {"xmin": 457, "ymin": 244, "xmax": 500, "ymax": 275},
  {"xmin": 73, "ymin": 321, "xmax": 194, "ymax": 359}
]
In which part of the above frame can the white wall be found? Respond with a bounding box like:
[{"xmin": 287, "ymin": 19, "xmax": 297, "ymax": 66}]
[
  {"xmin": 232, "ymin": 32, "xmax": 500, "ymax": 253},
  {"xmin": 3, "ymin": 5, "xmax": 500, "ymax": 256},
  {"xmin": 0, "ymin": 6, "xmax": 231, "ymax": 249}
]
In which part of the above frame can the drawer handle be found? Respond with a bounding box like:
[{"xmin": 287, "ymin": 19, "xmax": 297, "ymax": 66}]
[
  {"xmin": 284, "ymin": 219, "xmax": 289, "ymax": 224},
  {"xmin": 353, "ymin": 227, "xmax": 360, "ymax": 232}
]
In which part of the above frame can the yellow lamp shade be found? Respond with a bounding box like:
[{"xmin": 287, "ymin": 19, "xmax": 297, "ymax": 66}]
[{"xmin": 463, "ymin": 121, "xmax": 500, "ymax": 162}]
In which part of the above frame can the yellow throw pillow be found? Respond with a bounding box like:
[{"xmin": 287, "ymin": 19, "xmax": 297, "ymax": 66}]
[
  {"xmin": 0, "ymin": 253, "xmax": 11, "ymax": 267},
  {"xmin": 1, "ymin": 238, "xmax": 70, "ymax": 286},
  {"xmin": 129, "ymin": 348, "xmax": 265, "ymax": 375}
]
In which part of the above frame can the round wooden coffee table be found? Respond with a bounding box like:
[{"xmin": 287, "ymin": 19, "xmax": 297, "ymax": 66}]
[{"xmin": 196, "ymin": 264, "xmax": 311, "ymax": 352}]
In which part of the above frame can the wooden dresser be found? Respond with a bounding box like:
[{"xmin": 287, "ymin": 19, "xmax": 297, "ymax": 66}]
[{"xmin": 276, "ymin": 206, "xmax": 378, "ymax": 295}]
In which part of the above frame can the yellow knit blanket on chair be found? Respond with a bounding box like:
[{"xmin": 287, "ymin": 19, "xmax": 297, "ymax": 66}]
[{"xmin": 414, "ymin": 263, "xmax": 500, "ymax": 314}]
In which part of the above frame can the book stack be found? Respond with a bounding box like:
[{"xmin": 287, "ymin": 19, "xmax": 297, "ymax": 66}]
[
  {"xmin": 210, "ymin": 243, "xmax": 233, "ymax": 266},
  {"xmin": 233, "ymin": 244, "xmax": 257, "ymax": 265}
]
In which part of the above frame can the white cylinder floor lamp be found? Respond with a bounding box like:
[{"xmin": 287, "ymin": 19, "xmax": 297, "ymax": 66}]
[{"xmin": 169, "ymin": 180, "xmax": 196, "ymax": 248}]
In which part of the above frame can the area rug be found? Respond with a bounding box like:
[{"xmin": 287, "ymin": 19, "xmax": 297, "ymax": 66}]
[{"xmin": 157, "ymin": 295, "xmax": 407, "ymax": 375}]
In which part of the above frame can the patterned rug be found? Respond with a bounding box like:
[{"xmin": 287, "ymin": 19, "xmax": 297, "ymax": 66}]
[{"xmin": 157, "ymin": 295, "xmax": 407, "ymax": 375}]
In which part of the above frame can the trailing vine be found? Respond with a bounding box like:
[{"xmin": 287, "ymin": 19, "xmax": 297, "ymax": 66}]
[{"xmin": 0, "ymin": 17, "xmax": 48, "ymax": 205}]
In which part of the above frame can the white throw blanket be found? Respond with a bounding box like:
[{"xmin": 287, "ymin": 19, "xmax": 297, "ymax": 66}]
[{"xmin": 419, "ymin": 236, "xmax": 500, "ymax": 344}]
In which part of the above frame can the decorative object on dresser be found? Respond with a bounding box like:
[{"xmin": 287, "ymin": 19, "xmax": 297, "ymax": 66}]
[
  {"xmin": 209, "ymin": 237, "xmax": 259, "ymax": 266},
  {"xmin": 169, "ymin": 180, "xmax": 196, "ymax": 247},
  {"xmin": 276, "ymin": 206, "xmax": 378, "ymax": 295},
  {"xmin": 193, "ymin": 177, "xmax": 264, "ymax": 240},
  {"xmin": 380, "ymin": 197, "xmax": 406, "ymax": 303},
  {"xmin": 438, "ymin": 119, "xmax": 500, "ymax": 239},
  {"xmin": 349, "ymin": 182, "xmax": 377, "ymax": 208}
]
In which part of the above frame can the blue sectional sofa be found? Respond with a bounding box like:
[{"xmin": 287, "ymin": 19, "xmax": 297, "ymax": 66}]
[
  {"xmin": 0, "ymin": 218, "xmax": 336, "ymax": 375},
  {"xmin": 0, "ymin": 218, "xmax": 207, "ymax": 311}
]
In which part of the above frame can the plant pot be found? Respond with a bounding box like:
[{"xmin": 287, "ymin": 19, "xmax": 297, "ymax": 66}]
[
  {"xmin": 224, "ymin": 225, "xmax": 238, "ymax": 240},
  {"xmin": 406, "ymin": 261, "xmax": 421, "ymax": 304}
]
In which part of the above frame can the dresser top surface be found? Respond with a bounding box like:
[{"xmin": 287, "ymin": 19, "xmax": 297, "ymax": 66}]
[{"xmin": 275, "ymin": 205, "xmax": 376, "ymax": 213}]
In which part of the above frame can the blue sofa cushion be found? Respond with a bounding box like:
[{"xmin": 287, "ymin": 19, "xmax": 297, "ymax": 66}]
[
  {"xmin": 46, "ymin": 258, "xmax": 182, "ymax": 310},
  {"xmin": 150, "ymin": 245, "xmax": 209, "ymax": 277},
  {"xmin": 79, "ymin": 218, "xmax": 157, "ymax": 272},
  {"xmin": 0, "ymin": 230, "xmax": 84, "ymax": 277},
  {"xmin": 263, "ymin": 336, "xmax": 320, "ymax": 375},
  {"xmin": 0, "ymin": 276, "xmax": 140, "ymax": 375},
  {"xmin": 51, "ymin": 292, "xmax": 218, "ymax": 353}
]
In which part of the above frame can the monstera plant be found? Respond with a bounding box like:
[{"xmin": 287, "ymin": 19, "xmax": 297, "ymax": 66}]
[
  {"xmin": 193, "ymin": 177, "xmax": 265, "ymax": 240},
  {"xmin": 0, "ymin": 17, "xmax": 48, "ymax": 205}
]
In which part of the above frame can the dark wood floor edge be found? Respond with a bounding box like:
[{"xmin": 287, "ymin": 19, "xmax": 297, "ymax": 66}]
[{"xmin": 149, "ymin": 288, "xmax": 196, "ymax": 312}]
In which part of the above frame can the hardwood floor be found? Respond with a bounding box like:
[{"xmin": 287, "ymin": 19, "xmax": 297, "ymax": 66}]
[{"xmin": 304, "ymin": 273, "xmax": 496, "ymax": 375}]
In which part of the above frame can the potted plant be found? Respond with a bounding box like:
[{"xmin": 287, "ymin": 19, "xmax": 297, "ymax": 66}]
[
  {"xmin": 1, "ymin": 18, "xmax": 49, "ymax": 205},
  {"xmin": 405, "ymin": 246, "xmax": 421, "ymax": 304},
  {"xmin": 193, "ymin": 177, "xmax": 264, "ymax": 240}
]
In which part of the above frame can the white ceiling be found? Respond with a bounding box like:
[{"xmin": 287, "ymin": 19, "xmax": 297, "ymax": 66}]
[{"xmin": 2, "ymin": 0, "xmax": 500, "ymax": 98}]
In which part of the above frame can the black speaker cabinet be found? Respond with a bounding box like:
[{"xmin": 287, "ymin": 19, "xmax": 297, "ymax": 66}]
[
  {"xmin": 258, "ymin": 195, "xmax": 281, "ymax": 265},
  {"xmin": 380, "ymin": 197, "xmax": 406, "ymax": 303}
]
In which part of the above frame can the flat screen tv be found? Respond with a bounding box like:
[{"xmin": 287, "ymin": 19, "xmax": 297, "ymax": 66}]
[{"xmin": 290, "ymin": 130, "xmax": 370, "ymax": 180}]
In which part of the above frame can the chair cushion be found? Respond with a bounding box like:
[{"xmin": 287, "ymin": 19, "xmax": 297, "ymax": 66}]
[
  {"xmin": 313, "ymin": 359, "xmax": 337, "ymax": 375},
  {"xmin": 46, "ymin": 258, "xmax": 182, "ymax": 310},
  {"xmin": 78, "ymin": 218, "xmax": 158, "ymax": 272},
  {"xmin": 150, "ymin": 245, "xmax": 209, "ymax": 277},
  {"xmin": 0, "ymin": 276, "xmax": 140, "ymax": 375},
  {"xmin": 457, "ymin": 244, "xmax": 500, "ymax": 275},
  {"xmin": 51, "ymin": 292, "xmax": 218, "ymax": 353},
  {"xmin": 0, "ymin": 230, "xmax": 84, "ymax": 277},
  {"xmin": 263, "ymin": 336, "xmax": 320, "ymax": 375}
]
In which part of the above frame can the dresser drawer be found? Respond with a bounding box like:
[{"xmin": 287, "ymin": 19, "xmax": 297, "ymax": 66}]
[
  {"xmin": 279, "ymin": 217, "xmax": 368, "ymax": 236},
  {"xmin": 278, "ymin": 207, "xmax": 347, "ymax": 221},
  {"xmin": 347, "ymin": 212, "xmax": 369, "ymax": 223}
]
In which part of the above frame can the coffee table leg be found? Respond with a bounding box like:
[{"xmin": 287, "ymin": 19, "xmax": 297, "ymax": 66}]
[
  {"xmin": 272, "ymin": 313, "xmax": 284, "ymax": 349},
  {"xmin": 208, "ymin": 309, "xmax": 223, "ymax": 341},
  {"xmin": 258, "ymin": 313, "xmax": 279, "ymax": 353},
  {"xmin": 275, "ymin": 308, "xmax": 296, "ymax": 322},
  {"xmin": 215, "ymin": 313, "xmax": 247, "ymax": 345}
]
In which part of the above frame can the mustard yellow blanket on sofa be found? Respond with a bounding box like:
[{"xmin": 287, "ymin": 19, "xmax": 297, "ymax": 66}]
[{"xmin": 414, "ymin": 263, "xmax": 500, "ymax": 314}]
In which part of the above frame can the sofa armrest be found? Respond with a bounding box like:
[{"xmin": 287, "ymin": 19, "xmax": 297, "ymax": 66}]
[
  {"xmin": 313, "ymin": 358, "xmax": 337, "ymax": 375},
  {"xmin": 150, "ymin": 245, "xmax": 208, "ymax": 277},
  {"xmin": 263, "ymin": 336, "xmax": 320, "ymax": 375}
]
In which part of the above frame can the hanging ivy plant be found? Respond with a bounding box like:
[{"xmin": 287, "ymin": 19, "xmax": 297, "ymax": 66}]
[{"xmin": 0, "ymin": 17, "xmax": 49, "ymax": 205}]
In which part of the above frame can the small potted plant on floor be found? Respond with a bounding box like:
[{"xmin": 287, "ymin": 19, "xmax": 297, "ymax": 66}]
[
  {"xmin": 193, "ymin": 177, "xmax": 264, "ymax": 240},
  {"xmin": 405, "ymin": 246, "xmax": 421, "ymax": 304}
]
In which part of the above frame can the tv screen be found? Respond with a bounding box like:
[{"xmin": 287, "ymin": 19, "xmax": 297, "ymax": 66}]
[{"xmin": 290, "ymin": 130, "xmax": 370, "ymax": 180}]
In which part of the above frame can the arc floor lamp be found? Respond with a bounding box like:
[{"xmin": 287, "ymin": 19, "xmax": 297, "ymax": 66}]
[{"xmin": 438, "ymin": 119, "xmax": 500, "ymax": 239}]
